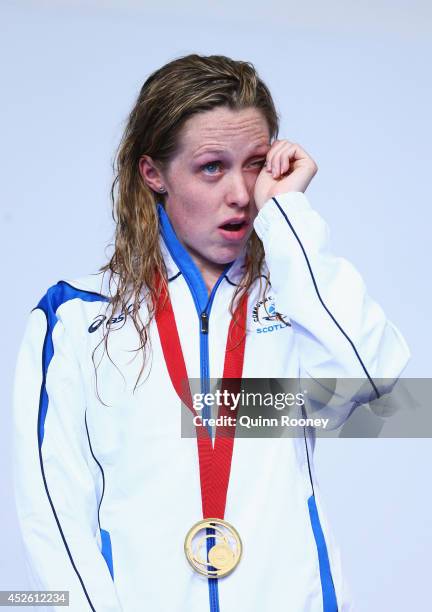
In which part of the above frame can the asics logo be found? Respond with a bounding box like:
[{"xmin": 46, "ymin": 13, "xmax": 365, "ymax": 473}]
[{"xmin": 88, "ymin": 304, "xmax": 135, "ymax": 333}]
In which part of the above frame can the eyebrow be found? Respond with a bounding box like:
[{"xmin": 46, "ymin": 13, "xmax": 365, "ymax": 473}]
[
  {"xmin": 192, "ymin": 148, "xmax": 226, "ymax": 159},
  {"xmin": 192, "ymin": 146, "xmax": 268, "ymax": 159}
]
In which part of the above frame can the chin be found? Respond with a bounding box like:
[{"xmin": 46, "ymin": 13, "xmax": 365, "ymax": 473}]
[{"xmin": 213, "ymin": 245, "xmax": 245, "ymax": 265}]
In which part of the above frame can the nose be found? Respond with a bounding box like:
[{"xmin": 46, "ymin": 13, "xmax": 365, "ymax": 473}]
[{"xmin": 226, "ymin": 172, "xmax": 251, "ymax": 208}]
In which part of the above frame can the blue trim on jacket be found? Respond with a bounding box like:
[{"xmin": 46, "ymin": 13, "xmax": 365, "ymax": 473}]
[
  {"xmin": 158, "ymin": 203, "xmax": 210, "ymax": 311},
  {"xmin": 35, "ymin": 281, "xmax": 113, "ymax": 588},
  {"xmin": 35, "ymin": 281, "xmax": 108, "ymax": 446},
  {"xmin": 308, "ymin": 495, "xmax": 338, "ymax": 611}
]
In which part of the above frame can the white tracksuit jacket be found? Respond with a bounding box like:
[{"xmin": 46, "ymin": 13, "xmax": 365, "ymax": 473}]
[{"xmin": 13, "ymin": 192, "xmax": 410, "ymax": 612}]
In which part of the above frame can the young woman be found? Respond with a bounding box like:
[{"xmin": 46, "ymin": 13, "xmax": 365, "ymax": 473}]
[{"xmin": 13, "ymin": 54, "xmax": 410, "ymax": 612}]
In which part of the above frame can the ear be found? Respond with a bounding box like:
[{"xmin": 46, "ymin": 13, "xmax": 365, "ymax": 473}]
[{"xmin": 139, "ymin": 155, "xmax": 166, "ymax": 193}]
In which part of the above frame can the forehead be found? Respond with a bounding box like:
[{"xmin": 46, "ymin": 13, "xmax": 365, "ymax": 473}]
[{"xmin": 176, "ymin": 106, "xmax": 270, "ymax": 156}]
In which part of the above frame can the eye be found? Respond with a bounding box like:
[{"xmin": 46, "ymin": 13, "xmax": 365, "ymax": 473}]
[
  {"xmin": 202, "ymin": 161, "xmax": 222, "ymax": 174},
  {"xmin": 250, "ymin": 158, "xmax": 267, "ymax": 168}
]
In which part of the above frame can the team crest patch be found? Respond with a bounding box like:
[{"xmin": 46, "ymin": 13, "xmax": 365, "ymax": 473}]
[{"xmin": 252, "ymin": 295, "xmax": 291, "ymax": 334}]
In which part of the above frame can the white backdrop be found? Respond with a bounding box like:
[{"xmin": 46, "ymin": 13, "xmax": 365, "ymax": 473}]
[{"xmin": 1, "ymin": 1, "xmax": 431, "ymax": 610}]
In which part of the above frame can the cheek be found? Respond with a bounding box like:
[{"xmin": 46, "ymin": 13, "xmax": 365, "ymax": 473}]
[
  {"xmin": 167, "ymin": 180, "xmax": 206, "ymax": 216},
  {"xmin": 245, "ymin": 174, "xmax": 259, "ymax": 204},
  {"xmin": 247, "ymin": 170, "xmax": 261, "ymax": 188},
  {"xmin": 167, "ymin": 199, "xmax": 207, "ymax": 242},
  {"xmin": 169, "ymin": 181, "xmax": 214, "ymax": 218}
]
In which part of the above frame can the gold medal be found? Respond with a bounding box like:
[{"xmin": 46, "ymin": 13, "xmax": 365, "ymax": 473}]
[{"xmin": 184, "ymin": 518, "xmax": 242, "ymax": 578}]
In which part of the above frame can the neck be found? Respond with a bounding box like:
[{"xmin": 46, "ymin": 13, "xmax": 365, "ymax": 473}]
[
  {"xmin": 191, "ymin": 256, "xmax": 226, "ymax": 295},
  {"xmin": 156, "ymin": 204, "xmax": 232, "ymax": 295}
]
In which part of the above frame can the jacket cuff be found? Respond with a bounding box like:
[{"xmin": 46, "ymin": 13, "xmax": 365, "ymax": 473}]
[{"xmin": 254, "ymin": 191, "xmax": 312, "ymax": 238}]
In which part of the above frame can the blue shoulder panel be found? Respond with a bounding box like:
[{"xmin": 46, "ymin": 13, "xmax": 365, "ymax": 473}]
[{"xmin": 35, "ymin": 281, "xmax": 108, "ymax": 446}]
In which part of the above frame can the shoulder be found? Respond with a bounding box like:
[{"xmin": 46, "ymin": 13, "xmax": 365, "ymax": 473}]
[
  {"xmin": 38, "ymin": 270, "xmax": 117, "ymax": 306},
  {"xmin": 34, "ymin": 271, "xmax": 118, "ymax": 325}
]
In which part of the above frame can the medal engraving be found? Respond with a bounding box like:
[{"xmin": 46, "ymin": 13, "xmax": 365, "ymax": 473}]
[{"xmin": 184, "ymin": 518, "xmax": 242, "ymax": 578}]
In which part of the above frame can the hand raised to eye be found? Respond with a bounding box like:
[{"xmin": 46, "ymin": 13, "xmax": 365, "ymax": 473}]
[{"xmin": 254, "ymin": 140, "xmax": 318, "ymax": 210}]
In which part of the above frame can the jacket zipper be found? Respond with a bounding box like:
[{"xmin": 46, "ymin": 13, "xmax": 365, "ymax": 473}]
[
  {"xmin": 197, "ymin": 276, "xmax": 226, "ymax": 612},
  {"xmin": 159, "ymin": 206, "xmax": 232, "ymax": 612},
  {"xmin": 161, "ymin": 240, "xmax": 229, "ymax": 612},
  {"xmin": 199, "ymin": 273, "xmax": 227, "ymax": 401}
]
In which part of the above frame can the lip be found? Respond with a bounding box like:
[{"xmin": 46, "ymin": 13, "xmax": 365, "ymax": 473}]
[
  {"xmin": 219, "ymin": 216, "xmax": 248, "ymax": 227},
  {"xmin": 217, "ymin": 219, "xmax": 250, "ymax": 242}
]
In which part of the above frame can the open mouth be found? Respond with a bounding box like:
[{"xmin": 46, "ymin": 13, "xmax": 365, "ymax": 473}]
[{"xmin": 219, "ymin": 221, "xmax": 247, "ymax": 231}]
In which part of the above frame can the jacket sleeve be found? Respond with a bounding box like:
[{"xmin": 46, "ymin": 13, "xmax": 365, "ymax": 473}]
[
  {"xmin": 12, "ymin": 299, "xmax": 123, "ymax": 612},
  {"xmin": 254, "ymin": 192, "xmax": 411, "ymax": 426}
]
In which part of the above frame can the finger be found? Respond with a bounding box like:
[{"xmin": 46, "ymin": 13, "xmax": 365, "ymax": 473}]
[
  {"xmin": 280, "ymin": 143, "xmax": 309, "ymax": 176},
  {"xmin": 266, "ymin": 139, "xmax": 292, "ymax": 172},
  {"xmin": 280, "ymin": 154, "xmax": 290, "ymax": 176},
  {"xmin": 266, "ymin": 139, "xmax": 291, "ymax": 163},
  {"xmin": 272, "ymin": 142, "xmax": 295, "ymax": 177},
  {"xmin": 285, "ymin": 142, "xmax": 311, "ymax": 162},
  {"xmin": 274, "ymin": 151, "xmax": 284, "ymax": 178}
]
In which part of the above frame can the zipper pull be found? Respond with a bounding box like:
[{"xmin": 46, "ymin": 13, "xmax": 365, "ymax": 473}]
[{"xmin": 200, "ymin": 311, "xmax": 209, "ymax": 334}]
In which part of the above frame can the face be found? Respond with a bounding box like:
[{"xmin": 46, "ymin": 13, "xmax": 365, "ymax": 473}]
[{"xmin": 143, "ymin": 106, "xmax": 271, "ymax": 276}]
